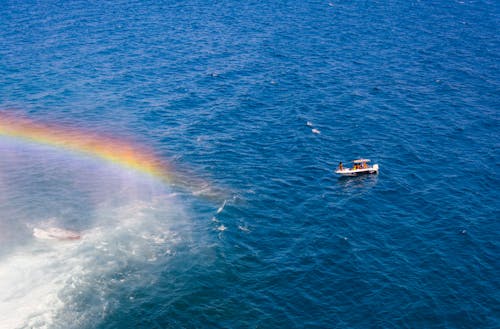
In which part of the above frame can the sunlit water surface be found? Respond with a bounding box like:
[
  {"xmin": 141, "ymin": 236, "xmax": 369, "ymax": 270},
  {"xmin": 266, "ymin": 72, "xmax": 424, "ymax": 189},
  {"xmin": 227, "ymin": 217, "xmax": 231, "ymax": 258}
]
[{"xmin": 0, "ymin": 0, "xmax": 499, "ymax": 328}]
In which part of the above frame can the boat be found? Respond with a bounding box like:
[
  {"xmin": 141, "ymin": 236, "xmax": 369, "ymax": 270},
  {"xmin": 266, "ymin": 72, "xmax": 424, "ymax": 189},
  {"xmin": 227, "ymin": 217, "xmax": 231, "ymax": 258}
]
[{"xmin": 335, "ymin": 159, "xmax": 379, "ymax": 176}]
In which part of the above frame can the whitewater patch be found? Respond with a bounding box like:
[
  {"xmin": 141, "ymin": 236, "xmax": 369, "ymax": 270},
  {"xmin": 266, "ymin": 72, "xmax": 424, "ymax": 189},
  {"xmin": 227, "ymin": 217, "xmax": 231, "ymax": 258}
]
[
  {"xmin": 33, "ymin": 227, "xmax": 81, "ymax": 241},
  {"xmin": 217, "ymin": 200, "xmax": 227, "ymax": 214},
  {"xmin": 0, "ymin": 199, "xmax": 186, "ymax": 329}
]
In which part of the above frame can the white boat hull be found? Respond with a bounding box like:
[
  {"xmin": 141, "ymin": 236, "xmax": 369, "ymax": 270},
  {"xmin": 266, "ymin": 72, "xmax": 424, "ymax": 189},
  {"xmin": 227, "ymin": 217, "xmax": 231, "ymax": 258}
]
[{"xmin": 335, "ymin": 164, "xmax": 379, "ymax": 176}]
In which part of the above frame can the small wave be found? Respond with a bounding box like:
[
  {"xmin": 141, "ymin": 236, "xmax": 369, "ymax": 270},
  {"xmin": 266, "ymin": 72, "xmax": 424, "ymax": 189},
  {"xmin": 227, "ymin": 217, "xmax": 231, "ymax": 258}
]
[
  {"xmin": 33, "ymin": 227, "xmax": 81, "ymax": 241},
  {"xmin": 238, "ymin": 225, "xmax": 250, "ymax": 232},
  {"xmin": 217, "ymin": 200, "xmax": 227, "ymax": 214}
]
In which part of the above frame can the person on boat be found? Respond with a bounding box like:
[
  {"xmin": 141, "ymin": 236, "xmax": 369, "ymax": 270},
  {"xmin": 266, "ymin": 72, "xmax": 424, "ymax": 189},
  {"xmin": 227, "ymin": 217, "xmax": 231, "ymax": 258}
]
[{"xmin": 338, "ymin": 162, "xmax": 343, "ymax": 170}]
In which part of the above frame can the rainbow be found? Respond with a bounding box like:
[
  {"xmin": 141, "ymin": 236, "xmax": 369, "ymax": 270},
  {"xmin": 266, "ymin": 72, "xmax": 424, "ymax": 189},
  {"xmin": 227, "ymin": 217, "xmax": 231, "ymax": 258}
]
[{"xmin": 0, "ymin": 112, "xmax": 173, "ymax": 182}]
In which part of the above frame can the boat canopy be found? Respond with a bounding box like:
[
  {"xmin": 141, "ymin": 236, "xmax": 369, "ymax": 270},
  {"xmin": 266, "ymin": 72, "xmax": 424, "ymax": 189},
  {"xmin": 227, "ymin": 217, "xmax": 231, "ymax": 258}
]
[{"xmin": 353, "ymin": 159, "xmax": 370, "ymax": 163}]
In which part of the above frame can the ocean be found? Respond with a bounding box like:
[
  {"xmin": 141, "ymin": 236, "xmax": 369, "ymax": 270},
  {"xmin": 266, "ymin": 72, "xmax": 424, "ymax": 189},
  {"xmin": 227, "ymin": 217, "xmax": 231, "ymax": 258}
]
[{"xmin": 0, "ymin": 0, "xmax": 498, "ymax": 328}]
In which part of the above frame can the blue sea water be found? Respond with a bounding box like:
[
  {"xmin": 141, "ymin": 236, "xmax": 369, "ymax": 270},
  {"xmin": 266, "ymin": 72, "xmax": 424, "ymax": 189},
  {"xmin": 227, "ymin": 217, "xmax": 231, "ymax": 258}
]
[{"xmin": 0, "ymin": 0, "xmax": 499, "ymax": 328}]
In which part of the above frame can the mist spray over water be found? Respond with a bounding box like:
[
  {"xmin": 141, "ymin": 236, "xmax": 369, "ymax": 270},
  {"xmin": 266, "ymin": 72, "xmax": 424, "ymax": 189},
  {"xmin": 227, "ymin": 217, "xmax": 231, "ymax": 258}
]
[{"xmin": 0, "ymin": 122, "xmax": 204, "ymax": 328}]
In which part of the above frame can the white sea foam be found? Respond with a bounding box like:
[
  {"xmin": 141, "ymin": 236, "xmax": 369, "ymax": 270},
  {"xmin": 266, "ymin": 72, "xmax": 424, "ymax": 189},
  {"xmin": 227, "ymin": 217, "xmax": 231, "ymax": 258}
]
[
  {"xmin": 0, "ymin": 199, "xmax": 185, "ymax": 329},
  {"xmin": 217, "ymin": 200, "xmax": 227, "ymax": 214},
  {"xmin": 0, "ymin": 247, "xmax": 67, "ymax": 329},
  {"xmin": 33, "ymin": 227, "xmax": 81, "ymax": 240},
  {"xmin": 238, "ymin": 225, "xmax": 250, "ymax": 232}
]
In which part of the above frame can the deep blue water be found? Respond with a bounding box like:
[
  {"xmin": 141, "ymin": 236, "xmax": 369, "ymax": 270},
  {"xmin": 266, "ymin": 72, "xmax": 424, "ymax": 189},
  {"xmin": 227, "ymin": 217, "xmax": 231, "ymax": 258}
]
[{"xmin": 0, "ymin": 0, "xmax": 499, "ymax": 328}]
